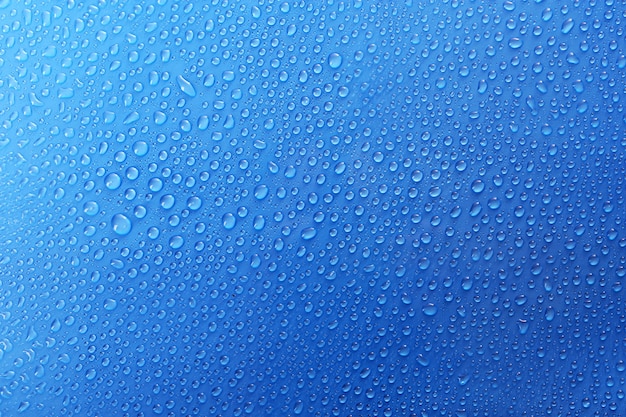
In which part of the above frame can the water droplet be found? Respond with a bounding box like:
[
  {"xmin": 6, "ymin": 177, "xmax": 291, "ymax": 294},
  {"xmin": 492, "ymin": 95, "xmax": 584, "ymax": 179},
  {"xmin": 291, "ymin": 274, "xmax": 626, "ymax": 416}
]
[
  {"xmin": 187, "ymin": 196, "xmax": 202, "ymax": 210},
  {"xmin": 149, "ymin": 178, "xmax": 163, "ymax": 192},
  {"xmin": 471, "ymin": 180, "xmax": 485, "ymax": 193},
  {"xmin": 253, "ymin": 215, "xmax": 266, "ymax": 231},
  {"xmin": 561, "ymin": 18, "xmax": 574, "ymax": 34},
  {"xmin": 17, "ymin": 402, "xmax": 30, "ymax": 413},
  {"xmin": 104, "ymin": 299, "xmax": 117, "ymax": 311},
  {"xmin": 83, "ymin": 201, "xmax": 99, "ymax": 216},
  {"xmin": 254, "ymin": 184, "xmax": 269, "ymax": 200},
  {"xmin": 134, "ymin": 205, "xmax": 147, "ymax": 218},
  {"xmin": 508, "ymin": 38, "xmax": 523, "ymax": 49},
  {"xmin": 458, "ymin": 374, "xmax": 470, "ymax": 386},
  {"xmin": 169, "ymin": 235, "xmax": 184, "ymax": 249},
  {"xmin": 160, "ymin": 194, "xmax": 176, "ymax": 210},
  {"xmin": 422, "ymin": 304, "xmax": 438, "ymax": 316},
  {"xmin": 301, "ymin": 227, "xmax": 317, "ymax": 240},
  {"xmin": 223, "ymin": 213, "xmax": 236, "ymax": 230},
  {"xmin": 198, "ymin": 115, "xmax": 209, "ymax": 130},
  {"xmin": 58, "ymin": 88, "xmax": 74, "ymax": 98},
  {"xmin": 177, "ymin": 74, "xmax": 196, "ymax": 97},
  {"xmin": 328, "ymin": 52, "xmax": 342, "ymax": 69},
  {"xmin": 478, "ymin": 79, "xmax": 488, "ymax": 94},
  {"xmin": 105, "ymin": 173, "xmax": 121, "ymax": 190},
  {"xmin": 111, "ymin": 214, "xmax": 132, "ymax": 236},
  {"xmin": 133, "ymin": 141, "xmax": 149, "ymax": 156},
  {"xmin": 124, "ymin": 111, "xmax": 140, "ymax": 125},
  {"xmin": 154, "ymin": 111, "xmax": 167, "ymax": 125},
  {"xmin": 148, "ymin": 227, "xmax": 160, "ymax": 239}
]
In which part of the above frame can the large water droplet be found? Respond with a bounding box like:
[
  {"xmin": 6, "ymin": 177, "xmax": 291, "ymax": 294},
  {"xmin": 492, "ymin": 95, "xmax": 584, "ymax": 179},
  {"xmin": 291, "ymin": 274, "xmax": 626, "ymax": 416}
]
[
  {"xmin": 111, "ymin": 214, "xmax": 132, "ymax": 236},
  {"xmin": 301, "ymin": 227, "xmax": 317, "ymax": 240},
  {"xmin": 223, "ymin": 213, "xmax": 236, "ymax": 230},
  {"xmin": 254, "ymin": 184, "xmax": 269, "ymax": 200},
  {"xmin": 177, "ymin": 74, "xmax": 196, "ymax": 97},
  {"xmin": 422, "ymin": 304, "xmax": 438, "ymax": 316},
  {"xmin": 104, "ymin": 298, "xmax": 118, "ymax": 311},
  {"xmin": 83, "ymin": 201, "xmax": 99, "ymax": 216},
  {"xmin": 253, "ymin": 215, "xmax": 265, "ymax": 231},
  {"xmin": 105, "ymin": 173, "xmax": 121, "ymax": 190},
  {"xmin": 328, "ymin": 52, "xmax": 342, "ymax": 69}
]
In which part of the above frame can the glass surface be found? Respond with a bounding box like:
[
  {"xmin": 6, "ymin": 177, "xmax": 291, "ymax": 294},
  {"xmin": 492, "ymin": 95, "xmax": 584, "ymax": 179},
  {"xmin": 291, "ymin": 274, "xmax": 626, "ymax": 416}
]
[{"xmin": 0, "ymin": 0, "xmax": 625, "ymax": 415}]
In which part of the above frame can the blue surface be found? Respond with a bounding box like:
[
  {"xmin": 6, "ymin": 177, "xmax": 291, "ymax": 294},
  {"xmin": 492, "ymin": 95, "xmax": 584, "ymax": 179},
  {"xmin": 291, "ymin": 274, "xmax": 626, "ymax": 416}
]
[{"xmin": 0, "ymin": 0, "xmax": 625, "ymax": 416}]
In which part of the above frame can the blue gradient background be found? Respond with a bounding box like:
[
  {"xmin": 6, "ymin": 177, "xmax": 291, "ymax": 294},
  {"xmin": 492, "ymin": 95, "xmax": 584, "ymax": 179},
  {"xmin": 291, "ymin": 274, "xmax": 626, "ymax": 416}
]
[{"xmin": 1, "ymin": 0, "xmax": 625, "ymax": 416}]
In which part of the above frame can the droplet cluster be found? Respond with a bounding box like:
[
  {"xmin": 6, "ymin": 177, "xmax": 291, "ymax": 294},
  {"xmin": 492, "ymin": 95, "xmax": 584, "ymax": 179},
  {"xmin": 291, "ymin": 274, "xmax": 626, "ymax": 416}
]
[{"xmin": 0, "ymin": 0, "xmax": 625, "ymax": 416}]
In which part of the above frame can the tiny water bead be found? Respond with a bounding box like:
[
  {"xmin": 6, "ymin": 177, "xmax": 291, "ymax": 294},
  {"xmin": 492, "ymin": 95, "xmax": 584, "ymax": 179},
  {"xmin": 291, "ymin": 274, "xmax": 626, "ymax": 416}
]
[{"xmin": 0, "ymin": 1, "xmax": 624, "ymax": 417}]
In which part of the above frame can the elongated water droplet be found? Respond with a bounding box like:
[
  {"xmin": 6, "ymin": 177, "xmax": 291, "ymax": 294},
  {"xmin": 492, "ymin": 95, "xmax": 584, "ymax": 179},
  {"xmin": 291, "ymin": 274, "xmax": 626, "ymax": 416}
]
[{"xmin": 177, "ymin": 75, "xmax": 196, "ymax": 97}]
